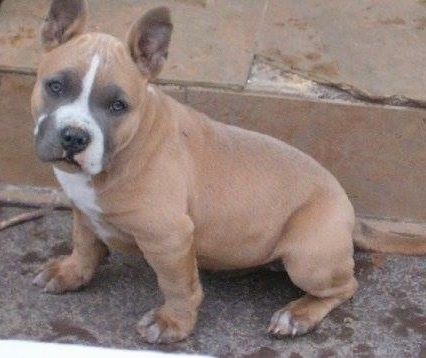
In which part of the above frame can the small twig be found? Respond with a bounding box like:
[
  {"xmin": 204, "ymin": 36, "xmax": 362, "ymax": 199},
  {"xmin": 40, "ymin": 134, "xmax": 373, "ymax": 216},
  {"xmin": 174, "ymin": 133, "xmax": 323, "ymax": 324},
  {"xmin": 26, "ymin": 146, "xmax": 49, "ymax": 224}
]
[
  {"xmin": 0, "ymin": 184, "xmax": 71, "ymax": 209},
  {"xmin": 0, "ymin": 208, "xmax": 51, "ymax": 231}
]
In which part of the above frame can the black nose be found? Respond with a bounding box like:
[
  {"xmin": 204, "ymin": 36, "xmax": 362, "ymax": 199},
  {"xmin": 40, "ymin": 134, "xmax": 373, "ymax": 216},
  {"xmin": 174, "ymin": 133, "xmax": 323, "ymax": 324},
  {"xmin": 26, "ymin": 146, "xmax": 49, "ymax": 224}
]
[{"xmin": 60, "ymin": 126, "xmax": 91, "ymax": 154}]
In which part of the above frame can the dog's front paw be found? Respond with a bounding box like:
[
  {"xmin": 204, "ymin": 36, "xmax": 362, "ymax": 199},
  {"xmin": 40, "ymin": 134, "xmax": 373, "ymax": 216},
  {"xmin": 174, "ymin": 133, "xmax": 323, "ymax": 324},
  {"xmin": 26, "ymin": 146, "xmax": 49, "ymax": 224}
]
[
  {"xmin": 136, "ymin": 308, "xmax": 194, "ymax": 344},
  {"xmin": 33, "ymin": 255, "xmax": 88, "ymax": 293}
]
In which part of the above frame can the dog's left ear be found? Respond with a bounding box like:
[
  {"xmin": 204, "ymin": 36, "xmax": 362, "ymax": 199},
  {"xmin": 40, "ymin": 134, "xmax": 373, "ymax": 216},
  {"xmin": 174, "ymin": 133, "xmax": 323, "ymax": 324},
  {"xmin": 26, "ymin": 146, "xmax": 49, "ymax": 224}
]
[
  {"xmin": 126, "ymin": 7, "xmax": 173, "ymax": 80},
  {"xmin": 41, "ymin": 0, "xmax": 88, "ymax": 51}
]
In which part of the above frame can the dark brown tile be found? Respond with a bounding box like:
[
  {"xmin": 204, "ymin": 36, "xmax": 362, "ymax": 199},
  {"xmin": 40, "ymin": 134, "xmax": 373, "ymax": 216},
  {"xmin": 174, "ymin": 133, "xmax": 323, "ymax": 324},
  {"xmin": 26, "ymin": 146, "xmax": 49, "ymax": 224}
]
[
  {"xmin": 0, "ymin": 73, "xmax": 56, "ymax": 186},
  {"xmin": 3, "ymin": 70, "xmax": 426, "ymax": 221},
  {"xmin": 186, "ymin": 87, "xmax": 426, "ymax": 221}
]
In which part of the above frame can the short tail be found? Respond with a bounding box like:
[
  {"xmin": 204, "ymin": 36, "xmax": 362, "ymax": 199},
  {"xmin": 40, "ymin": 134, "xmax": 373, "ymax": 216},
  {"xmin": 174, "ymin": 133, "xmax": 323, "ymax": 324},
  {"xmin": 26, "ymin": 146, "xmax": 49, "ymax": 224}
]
[{"xmin": 354, "ymin": 220, "xmax": 426, "ymax": 256}]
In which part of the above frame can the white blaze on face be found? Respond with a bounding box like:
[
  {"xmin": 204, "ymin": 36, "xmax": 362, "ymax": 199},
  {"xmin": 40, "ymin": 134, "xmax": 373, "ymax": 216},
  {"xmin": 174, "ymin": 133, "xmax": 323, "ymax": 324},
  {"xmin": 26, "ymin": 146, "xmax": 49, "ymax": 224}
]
[
  {"xmin": 34, "ymin": 114, "xmax": 47, "ymax": 136},
  {"xmin": 53, "ymin": 54, "xmax": 104, "ymax": 175}
]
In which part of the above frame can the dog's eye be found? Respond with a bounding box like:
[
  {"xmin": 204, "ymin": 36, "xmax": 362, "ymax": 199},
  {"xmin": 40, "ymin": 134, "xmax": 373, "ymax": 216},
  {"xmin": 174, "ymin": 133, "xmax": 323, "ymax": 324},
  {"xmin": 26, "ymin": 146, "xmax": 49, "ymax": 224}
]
[
  {"xmin": 47, "ymin": 80, "xmax": 64, "ymax": 95},
  {"xmin": 109, "ymin": 99, "xmax": 127, "ymax": 113}
]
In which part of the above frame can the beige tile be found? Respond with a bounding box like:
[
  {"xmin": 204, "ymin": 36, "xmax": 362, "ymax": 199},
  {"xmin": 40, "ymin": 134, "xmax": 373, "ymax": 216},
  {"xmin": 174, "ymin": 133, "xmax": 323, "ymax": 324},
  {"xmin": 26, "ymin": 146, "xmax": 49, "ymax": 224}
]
[
  {"xmin": 0, "ymin": 0, "xmax": 266, "ymax": 87},
  {"xmin": 187, "ymin": 87, "xmax": 426, "ymax": 221},
  {"xmin": 0, "ymin": 0, "xmax": 44, "ymax": 73},
  {"xmin": 256, "ymin": 0, "xmax": 426, "ymax": 103}
]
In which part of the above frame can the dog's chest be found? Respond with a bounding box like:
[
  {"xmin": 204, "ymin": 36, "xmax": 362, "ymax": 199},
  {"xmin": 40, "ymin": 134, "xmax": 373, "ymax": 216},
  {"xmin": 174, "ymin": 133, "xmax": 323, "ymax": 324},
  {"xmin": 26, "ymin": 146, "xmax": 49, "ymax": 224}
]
[{"xmin": 53, "ymin": 168, "xmax": 112, "ymax": 241}]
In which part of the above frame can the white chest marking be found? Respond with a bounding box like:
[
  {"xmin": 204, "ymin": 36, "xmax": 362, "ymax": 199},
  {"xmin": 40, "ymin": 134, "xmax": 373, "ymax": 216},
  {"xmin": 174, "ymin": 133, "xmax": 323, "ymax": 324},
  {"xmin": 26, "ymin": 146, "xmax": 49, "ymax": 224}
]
[
  {"xmin": 53, "ymin": 54, "xmax": 104, "ymax": 175},
  {"xmin": 54, "ymin": 168, "xmax": 111, "ymax": 242}
]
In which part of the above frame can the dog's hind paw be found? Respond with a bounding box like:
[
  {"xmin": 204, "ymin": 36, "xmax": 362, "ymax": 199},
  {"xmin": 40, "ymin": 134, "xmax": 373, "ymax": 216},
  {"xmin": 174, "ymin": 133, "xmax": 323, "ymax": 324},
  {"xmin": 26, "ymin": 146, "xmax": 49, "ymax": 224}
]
[
  {"xmin": 136, "ymin": 307, "xmax": 193, "ymax": 344},
  {"xmin": 268, "ymin": 309, "xmax": 311, "ymax": 338}
]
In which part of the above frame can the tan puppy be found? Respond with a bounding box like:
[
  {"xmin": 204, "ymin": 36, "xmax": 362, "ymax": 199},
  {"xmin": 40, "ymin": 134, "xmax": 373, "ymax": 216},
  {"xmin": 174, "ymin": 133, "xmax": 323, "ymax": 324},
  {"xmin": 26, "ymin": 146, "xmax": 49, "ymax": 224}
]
[{"xmin": 31, "ymin": 0, "xmax": 426, "ymax": 343}]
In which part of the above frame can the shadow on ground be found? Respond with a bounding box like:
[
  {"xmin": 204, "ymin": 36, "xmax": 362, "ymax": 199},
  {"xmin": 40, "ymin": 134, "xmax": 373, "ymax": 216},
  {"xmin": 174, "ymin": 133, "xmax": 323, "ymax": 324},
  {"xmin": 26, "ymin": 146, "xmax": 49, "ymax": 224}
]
[{"xmin": 0, "ymin": 208, "xmax": 424, "ymax": 357}]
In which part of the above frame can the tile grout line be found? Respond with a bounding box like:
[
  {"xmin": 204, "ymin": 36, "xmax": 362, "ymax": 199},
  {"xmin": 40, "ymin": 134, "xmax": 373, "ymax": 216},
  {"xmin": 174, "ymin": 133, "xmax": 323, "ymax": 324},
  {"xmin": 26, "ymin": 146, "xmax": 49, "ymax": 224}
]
[{"xmin": 242, "ymin": 0, "xmax": 270, "ymax": 89}]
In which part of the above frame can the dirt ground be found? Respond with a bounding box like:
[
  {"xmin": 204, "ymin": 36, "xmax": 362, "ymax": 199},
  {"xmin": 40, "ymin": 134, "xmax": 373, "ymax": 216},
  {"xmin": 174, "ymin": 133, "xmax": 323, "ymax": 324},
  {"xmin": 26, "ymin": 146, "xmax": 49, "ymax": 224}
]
[{"xmin": 0, "ymin": 207, "xmax": 424, "ymax": 357}]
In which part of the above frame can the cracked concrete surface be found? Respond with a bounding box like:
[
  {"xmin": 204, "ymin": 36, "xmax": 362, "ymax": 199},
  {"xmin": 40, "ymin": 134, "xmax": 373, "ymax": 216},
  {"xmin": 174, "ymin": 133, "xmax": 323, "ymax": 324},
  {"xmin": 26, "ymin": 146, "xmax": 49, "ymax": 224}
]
[
  {"xmin": 0, "ymin": 208, "xmax": 424, "ymax": 357},
  {"xmin": 247, "ymin": 61, "xmax": 361, "ymax": 103}
]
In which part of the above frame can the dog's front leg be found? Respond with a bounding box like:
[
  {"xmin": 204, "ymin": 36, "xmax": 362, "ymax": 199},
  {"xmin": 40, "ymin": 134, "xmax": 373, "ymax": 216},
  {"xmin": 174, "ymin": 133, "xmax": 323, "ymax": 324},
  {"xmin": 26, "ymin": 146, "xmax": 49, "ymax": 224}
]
[
  {"xmin": 135, "ymin": 215, "xmax": 203, "ymax": 344},
  {"xmin": 33, "ymin": 208, "xmax": 109, "ymax": 293}
]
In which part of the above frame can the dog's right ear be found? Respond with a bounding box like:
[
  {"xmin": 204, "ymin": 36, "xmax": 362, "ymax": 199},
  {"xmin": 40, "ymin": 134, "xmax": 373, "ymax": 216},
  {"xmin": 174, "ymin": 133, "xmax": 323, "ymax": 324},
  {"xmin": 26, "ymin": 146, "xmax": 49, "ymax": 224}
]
[{"xmin": 41, "ymin": 0, "xmax": 88, "ymax": 51}]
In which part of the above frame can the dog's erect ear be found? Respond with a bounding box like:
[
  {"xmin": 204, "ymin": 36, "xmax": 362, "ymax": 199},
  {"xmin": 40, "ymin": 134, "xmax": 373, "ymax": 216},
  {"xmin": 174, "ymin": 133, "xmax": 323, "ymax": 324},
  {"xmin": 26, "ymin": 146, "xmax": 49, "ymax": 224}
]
[
  {"xmin": 126, "ymin": 7, "xmax": 173, "ymax": 79},
  {"xmin": 41, "ymin": 0, "xmax": 88, "ymax": 51}
]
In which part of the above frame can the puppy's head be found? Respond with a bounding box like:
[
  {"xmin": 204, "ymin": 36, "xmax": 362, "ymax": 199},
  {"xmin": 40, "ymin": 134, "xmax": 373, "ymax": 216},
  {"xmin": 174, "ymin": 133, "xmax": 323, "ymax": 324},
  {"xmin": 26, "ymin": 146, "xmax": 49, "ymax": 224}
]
[{"xmin": 32, "ymin": 0, "xmax": 173, "ymax": 175}]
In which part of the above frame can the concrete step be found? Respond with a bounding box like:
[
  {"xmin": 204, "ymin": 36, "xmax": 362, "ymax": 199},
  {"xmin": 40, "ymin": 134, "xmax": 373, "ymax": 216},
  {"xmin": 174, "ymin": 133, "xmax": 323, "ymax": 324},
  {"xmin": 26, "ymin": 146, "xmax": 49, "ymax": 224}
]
[{"xmin": 2, "ymin": 72, "xmax": 425, "ymax": 222}]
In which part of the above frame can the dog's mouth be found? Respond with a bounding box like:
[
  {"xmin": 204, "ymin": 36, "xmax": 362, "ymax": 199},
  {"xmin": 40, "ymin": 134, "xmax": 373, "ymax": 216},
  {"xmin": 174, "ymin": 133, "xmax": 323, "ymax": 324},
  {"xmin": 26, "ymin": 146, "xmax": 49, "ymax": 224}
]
[
  {"xmin": 52, "ymin": 154, "xmax": 82, "ymax": 172},
  {"xmin": 57, "ymin": 157, "xmax": 80, "ymax": 166}
]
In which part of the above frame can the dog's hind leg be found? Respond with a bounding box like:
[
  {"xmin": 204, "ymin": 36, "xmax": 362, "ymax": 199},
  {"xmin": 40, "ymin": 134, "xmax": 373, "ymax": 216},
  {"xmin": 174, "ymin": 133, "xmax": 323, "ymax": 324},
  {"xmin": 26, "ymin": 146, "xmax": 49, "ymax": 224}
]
[{"xmin": 268, "ymin": 195, "xmax": 358, "ymax": 337}]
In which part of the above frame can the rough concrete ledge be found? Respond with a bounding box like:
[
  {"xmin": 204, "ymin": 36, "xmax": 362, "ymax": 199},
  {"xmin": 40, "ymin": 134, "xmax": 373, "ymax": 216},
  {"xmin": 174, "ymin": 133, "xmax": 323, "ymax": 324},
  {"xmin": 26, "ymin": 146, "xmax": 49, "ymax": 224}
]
[{"xmin": 1, "ymin": 71, "xmax": 426, "ymax": 222}]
